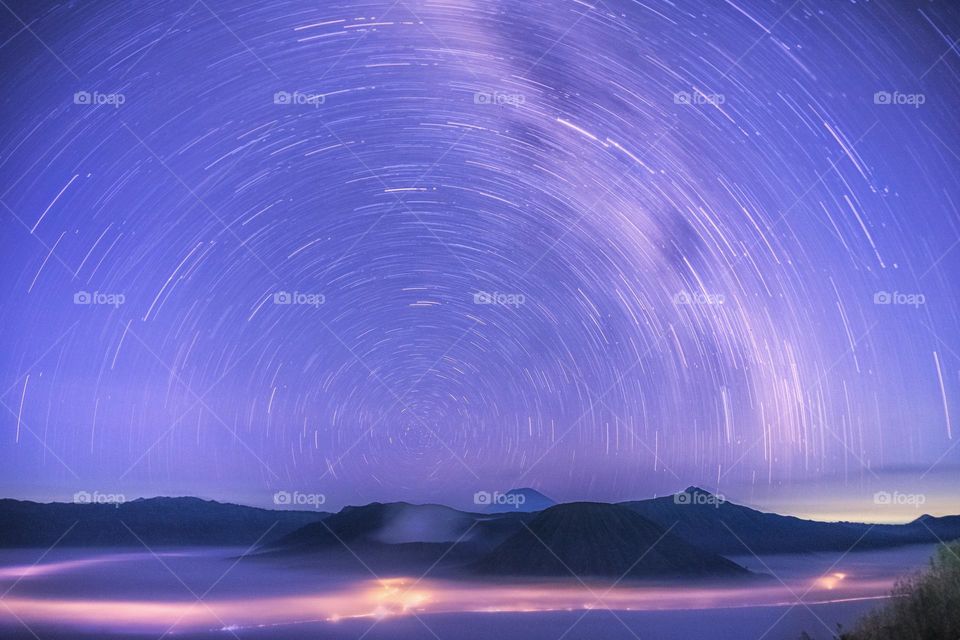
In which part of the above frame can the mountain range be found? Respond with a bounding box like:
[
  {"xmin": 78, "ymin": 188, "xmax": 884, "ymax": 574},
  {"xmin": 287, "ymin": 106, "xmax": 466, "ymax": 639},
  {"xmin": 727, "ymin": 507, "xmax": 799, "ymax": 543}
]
[
  {"xmin": 0, "ymin": 496, "xmax": 324, "ymax": 548},
  {"xmin": 620, "ymin": 487, "xmax": 960, "ymax": 555},
  {"xmin": 3, "ymin": 488, "xmax": 958, "ymax": 581}
]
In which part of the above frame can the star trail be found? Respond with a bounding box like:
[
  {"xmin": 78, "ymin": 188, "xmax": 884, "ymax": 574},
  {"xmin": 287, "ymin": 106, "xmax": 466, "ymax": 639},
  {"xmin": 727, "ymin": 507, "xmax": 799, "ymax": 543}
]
[{"xmin": 1, "ymin": 0, "xmax": 958, "ymax": 512}]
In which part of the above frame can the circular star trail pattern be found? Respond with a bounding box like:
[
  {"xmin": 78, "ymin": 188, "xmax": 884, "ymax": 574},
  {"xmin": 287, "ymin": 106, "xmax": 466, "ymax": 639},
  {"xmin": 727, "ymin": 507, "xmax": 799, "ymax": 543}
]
[{"xmin": 1, "ymin": 0, "xmax": 959, "ymax": 507}]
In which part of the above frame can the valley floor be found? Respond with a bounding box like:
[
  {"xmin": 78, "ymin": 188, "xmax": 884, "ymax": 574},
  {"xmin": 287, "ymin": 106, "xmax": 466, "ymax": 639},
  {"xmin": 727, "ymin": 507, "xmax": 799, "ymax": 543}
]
[{"xmin": 0, "ymin": 544, "xmax": 937, "ymax": 640}]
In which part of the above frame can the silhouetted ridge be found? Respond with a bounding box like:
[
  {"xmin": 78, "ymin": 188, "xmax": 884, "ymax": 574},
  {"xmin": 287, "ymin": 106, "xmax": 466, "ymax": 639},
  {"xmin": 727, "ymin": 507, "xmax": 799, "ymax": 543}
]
[
  {"xmin": 474, "ymin": 502, "xmax": 750, "ymax": 579},
  {"xmin": 271, "ymin": 502, "xmax": 396, "ymax": 549},
  {"xmin": 620, "ymin": 491, "xmax": 960, "ymax": 555},
  {"xmin": 0, "ymin": 497, "xmax": 325, "ymax": 548},
  {"xmin": 268, "ymin": 501, "xmax": 504, "ymax": 551}
]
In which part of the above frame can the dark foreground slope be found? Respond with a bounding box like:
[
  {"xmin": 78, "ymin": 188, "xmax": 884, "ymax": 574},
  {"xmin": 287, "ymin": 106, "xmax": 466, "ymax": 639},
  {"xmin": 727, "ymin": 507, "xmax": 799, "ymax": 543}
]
[
  {"xmin": 815, "ymin": 541, "xmax": 960, "ymax": 639},
  {"xmin": 473, "ymin": 502, "xmax": 751, "ymax": 579},
  {"xmin": 0, "ymin": 497, "xmax": 326, "ymax": 548}
]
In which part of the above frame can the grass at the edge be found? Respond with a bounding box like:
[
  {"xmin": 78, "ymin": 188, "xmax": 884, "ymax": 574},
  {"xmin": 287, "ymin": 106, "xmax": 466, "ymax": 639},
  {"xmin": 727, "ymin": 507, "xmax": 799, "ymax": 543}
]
[{"xmin": 800, "ymin": 541, "xmax": 960, "ymax": 640}]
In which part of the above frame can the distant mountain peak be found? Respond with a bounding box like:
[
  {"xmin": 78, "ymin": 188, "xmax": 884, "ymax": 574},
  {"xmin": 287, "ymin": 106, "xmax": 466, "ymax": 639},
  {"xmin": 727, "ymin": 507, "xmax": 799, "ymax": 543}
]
[
  {"xmin": 682, "ymin": 486, "xmax": 714, "ymax": 496},
  {"xmin": 480, "ymin": 487, "xmax": 556, "ymax": 513},
  {"xmin": 505, "ymin": 487, "xmax": 551, "ymax": 499},
  {"xmin": 130, "ymin": 496, "xmax": 217, "ymax": 506}
]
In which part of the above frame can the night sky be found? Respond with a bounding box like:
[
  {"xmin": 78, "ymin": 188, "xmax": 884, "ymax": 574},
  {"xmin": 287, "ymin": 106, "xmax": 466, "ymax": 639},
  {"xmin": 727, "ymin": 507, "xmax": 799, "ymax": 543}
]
[{"xmin": 1, "ymin": 0, "xmax": 958, "ymax": 518}]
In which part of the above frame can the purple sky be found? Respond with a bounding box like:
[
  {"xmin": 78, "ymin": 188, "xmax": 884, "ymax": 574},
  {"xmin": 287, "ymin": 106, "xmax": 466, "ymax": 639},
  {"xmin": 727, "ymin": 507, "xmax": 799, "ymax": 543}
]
[{"xmin": 1, "ymin": 0, "xmax": 959, "ymax": 520}]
